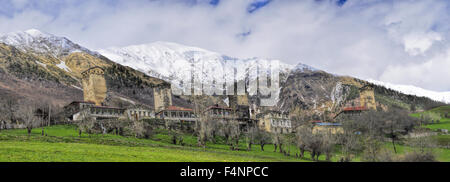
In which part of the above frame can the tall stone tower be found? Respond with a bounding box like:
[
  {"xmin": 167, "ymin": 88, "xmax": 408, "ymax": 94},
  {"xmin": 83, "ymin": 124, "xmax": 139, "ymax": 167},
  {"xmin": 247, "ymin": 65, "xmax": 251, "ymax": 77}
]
[
  {"xmin": 228, "ymin": 94, "xmax": 251, "ymax": 119},
  {"xmin": 360, "ymin": 84, "xmax": 376, "ymax": 110},
  {"xmin": 153, "ymin": 86, "xmax": 173, "ymax": 113},
  {"xmin": 81, "ymin": 67, "xmax": 107, "ymax": 106},
  {"xmin": 229, "ymin": 95, "xmax": 249, "ymax": 108}
]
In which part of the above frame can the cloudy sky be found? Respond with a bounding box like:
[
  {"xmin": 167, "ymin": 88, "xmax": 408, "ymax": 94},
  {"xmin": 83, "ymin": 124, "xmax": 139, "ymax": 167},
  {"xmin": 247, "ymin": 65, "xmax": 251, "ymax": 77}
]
[{"xmin": 0, "ymin": 0, "xmax": 449, "ymax": 92}]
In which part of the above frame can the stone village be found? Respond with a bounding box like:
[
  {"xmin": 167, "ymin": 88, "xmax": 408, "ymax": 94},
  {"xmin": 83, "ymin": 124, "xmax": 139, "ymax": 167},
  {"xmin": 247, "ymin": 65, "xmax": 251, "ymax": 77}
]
[{"xmin": 63, "ymin": 66, "xmax": 377, "ymax": 134}]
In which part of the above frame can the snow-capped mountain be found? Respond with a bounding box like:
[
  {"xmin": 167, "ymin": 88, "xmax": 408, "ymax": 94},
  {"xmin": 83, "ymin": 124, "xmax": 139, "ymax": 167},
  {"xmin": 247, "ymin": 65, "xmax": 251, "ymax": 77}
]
[
  {"xmin": 0, "ymin": 29, "xmax": 98, "ymax": 58},
  {"xmin": 368, "ymin": 79, "xmax": 450, "ymax": 104},
  {"xmin": 99, "ymin": 41, "xmax": 450, "ymax": 105},
  {"xmin": 1, "ymin": 28, "xmax": 447, "ymax": 107},
  {"xmin": 98, "ymin": 41, "xmax": 294, "ymax": 91}
]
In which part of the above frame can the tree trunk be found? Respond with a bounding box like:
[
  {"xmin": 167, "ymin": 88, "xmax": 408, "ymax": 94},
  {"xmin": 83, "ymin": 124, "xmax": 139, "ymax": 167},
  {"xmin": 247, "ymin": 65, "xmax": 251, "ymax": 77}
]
[
  {"xmin": 279, "ymin": 144, "xmax": 283, "ymax": 153},
  {"xmin": 273, "ymin": 144, "xmax": 277, "ymax": 152},
  {"xmin": 27, "ymin": 128, "xmax": 32, "ymax": 136},
  {"xmin": 41, "ymin": 128, "xmax": 44, "ymax": 136},
  {"xmin": 300, "ymin": 148, "xmax": 305, "ymax": 158},
  {"xmin": 288, "ymin": 145, "xmax": 291, "ymax": 156},
  {"xmin": 311, "ymin": 151, "xmax": 316, "ymax": 161},
  {"xmin": 392, "ymin": 137, "xmax": 397, "ymax": 154},
  {"xmin": 260, "ymin": 144, "xmax": 265, "ymax": 151},
  {"xmin": 79, "ymin": 129, "xmax": 82, "ymax": 138}
]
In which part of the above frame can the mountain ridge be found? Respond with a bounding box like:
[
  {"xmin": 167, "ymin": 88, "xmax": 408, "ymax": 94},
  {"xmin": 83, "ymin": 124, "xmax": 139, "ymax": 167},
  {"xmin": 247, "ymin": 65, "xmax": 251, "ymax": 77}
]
[{"xmin": 0, "ymin": 29, "xmax": 445, "ymax": 115}]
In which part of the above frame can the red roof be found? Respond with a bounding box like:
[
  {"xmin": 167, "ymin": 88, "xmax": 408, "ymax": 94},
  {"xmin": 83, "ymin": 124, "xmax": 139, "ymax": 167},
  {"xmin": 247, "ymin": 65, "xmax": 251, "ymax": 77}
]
[
  {"xmin": 165, "ymin": 106, "xmax": 193, "ymax": 112},
  {"xmin": 342, "ymin": 106, "xmax": 368, "ymax": 111}
]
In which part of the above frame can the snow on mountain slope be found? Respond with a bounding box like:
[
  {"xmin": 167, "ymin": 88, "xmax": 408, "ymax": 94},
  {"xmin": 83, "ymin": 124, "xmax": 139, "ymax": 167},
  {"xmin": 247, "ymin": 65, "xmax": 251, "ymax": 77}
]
[
  {"xmin": 0, "ymin": 29, "xmax": 98, "ymax": 57},
  {"xmin": 368, "ymin": 79, "xmax": 450, "ymax": 104},
  {"xmin": 98, "ymin": 41, "xmax": 294, "ymax": 89}
]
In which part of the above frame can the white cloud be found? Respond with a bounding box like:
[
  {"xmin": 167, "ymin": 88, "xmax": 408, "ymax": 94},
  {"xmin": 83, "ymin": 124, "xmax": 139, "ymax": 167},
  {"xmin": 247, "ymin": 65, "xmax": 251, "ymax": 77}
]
[
  {"xmin": 0, "ymin": 0, "xmax": 449, "ymax": 91},
  {"xmin": 379, "ymin": 48, "xmax": 450, "ymax": 91},
  {"xmin": 403, "ymin": 31, "xmax": 442, "ymax": 56}
]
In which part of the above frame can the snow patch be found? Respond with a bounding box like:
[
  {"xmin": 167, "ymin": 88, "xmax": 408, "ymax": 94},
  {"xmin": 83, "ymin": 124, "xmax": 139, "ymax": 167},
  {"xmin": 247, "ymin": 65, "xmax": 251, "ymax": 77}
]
[
  {"xmin": 118, "ymin": 97, "xmax": 136, "ymax": 105},
  {"xmin": 71, "ymin": 85, "xmax": 82, "ymax": 90},
  {"xmin": 367, "ymin": 79, "xmax": 450, "ymax": 104},
  {"xmin": 56, "ymin": 60, "xmax": 71, "ymax": 72},
  {"xmin": 35, "ymin": 61, "xmax": 47, "ymax": 68}
]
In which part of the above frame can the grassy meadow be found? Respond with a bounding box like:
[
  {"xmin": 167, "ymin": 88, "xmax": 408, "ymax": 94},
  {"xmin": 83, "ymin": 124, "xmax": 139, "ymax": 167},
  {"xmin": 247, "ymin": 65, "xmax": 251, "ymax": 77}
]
[{"xmin": 0, "ymin": 124, "xmax": 449, "ymax": 162}]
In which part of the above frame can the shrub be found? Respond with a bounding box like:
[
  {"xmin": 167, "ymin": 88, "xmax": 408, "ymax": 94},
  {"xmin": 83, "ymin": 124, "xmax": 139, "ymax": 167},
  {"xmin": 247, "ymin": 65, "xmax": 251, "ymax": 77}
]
[{"xmin": 401, "ymin": 151, "xmax": 437, "ymax": 162}]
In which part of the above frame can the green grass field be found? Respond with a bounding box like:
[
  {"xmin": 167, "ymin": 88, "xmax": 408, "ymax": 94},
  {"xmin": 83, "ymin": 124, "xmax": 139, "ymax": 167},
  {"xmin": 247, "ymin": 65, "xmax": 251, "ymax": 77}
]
[
  {"xmin": 0, "ymin": 125, "xmax": 310, "ymax": 162},
  {"xmin": 411, "ymin": 105, "xmax": 450, "ymax": 131},
  {"xmin": 0, "ymin": 125, "xmax": 449, "ymax": 162}
]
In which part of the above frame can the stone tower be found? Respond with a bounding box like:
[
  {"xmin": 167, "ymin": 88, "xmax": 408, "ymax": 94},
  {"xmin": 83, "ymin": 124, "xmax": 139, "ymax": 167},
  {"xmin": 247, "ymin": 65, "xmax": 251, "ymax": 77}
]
[
  {"xmin": 360, "ymin": 84, "xmax": 376, "ymax": 110},
  {"xmin": 81, "ymin": 67, "xmax": 107, "ymax": 106},
  {"xmin": 228, "ymin": 94, "xmax": 251, "ymax": 119},
  {"xmin": 153, "ymin": 86, "xmax": 173, "ymax": 113},
  {"xmin": 228, "ymin": 95, "xmax": 249, "ymax": 108}
]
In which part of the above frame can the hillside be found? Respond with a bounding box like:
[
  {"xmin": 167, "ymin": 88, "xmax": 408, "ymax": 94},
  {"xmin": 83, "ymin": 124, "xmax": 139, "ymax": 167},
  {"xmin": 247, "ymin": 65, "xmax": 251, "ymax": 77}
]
[
  {"xmin": 0, "ymin": 30, "xmax": 182, "ymax": 110},
  {"xmin": 99, "ymin": 41, "xmax": 444, "ymax": 117}
]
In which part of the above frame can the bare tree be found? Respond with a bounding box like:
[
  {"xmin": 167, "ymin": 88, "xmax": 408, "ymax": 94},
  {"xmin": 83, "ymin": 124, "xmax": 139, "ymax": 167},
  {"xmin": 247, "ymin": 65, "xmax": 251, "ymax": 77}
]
[
  {"xmin": 306, "ymin": 132, "xmax": 324, "ymax": 161},
  {"xmin": 245, "ymin": 125, "xmax": 258, "ymax": 151},
  {"xmin": 292, "ymin": 110, "xmax": 314, "ymax": 159},
  {"xmin": 356, "ymin": 110, "xmax": 384, "ymax": 162},
  {"xmin": 295, "ymin": 125, "xmax": 312, "ymax": 159},
  {"xmin": 17, "ymin": 103, "xmax": 41, "ymax": 136},
  {"xmin": 337, "ymin": 120, "xmax": 362, "ymax": 162},
  {"xmin": 206, "ymin": 118, "xmax": 219, "ymax": 144},
  {"xmin": 381, "ymin": 109, "xmax": 418, "ymax": 154},
  {"xmin": 132, "ymin": 120, "xmax": 146, "ymax": 138},
  {"xmin": 0, "ymin": 98, "xmax": 18, "ymax": 130},
  {"xmin": 321, "ymin": 131, "xmax": 336, "ymax": 161},
  {"xmin": 196, "ymin": 117, "xmax": 208, "ymax": 148},
  {"xmin": 402, "ymin": 129, "xmax": 437, "ymax": 162},
  {"xmin": 228, "ymin": 120, "xmax": 241, "ymax": 150},
  {"xmin": 0, "ymin": 102, "xmax": 8, "ymax": 131},
  {"xmin": 272, "ymin": 132, "xmax": 283, "ymax": 153},
  {"xmin": 254, "ymin": 128, "xmax": 271, "ymax": 151},
  {"xmin": 5, "ymin": 98, "xmax": 17, "ymax": 124},
  {"xmin": 191, "ymin": 95, "xmax": 209, "ymax": 149},
  {"xmin": 77, "ymin": 110, "xmax": 95, "ymax": 137}
]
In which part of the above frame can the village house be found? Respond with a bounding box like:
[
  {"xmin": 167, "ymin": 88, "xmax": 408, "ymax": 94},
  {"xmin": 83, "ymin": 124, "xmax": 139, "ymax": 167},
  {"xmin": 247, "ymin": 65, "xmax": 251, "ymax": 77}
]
[
  {"xmin": 71, "ymin": 105, "xmax": 126, "ymax": 121},
  {"xmin": 64, "ymin": 101, "xmax": 96, "ymax": 120},
  {"xmin": 204, "ymin": 104, "xmax": 233, "ymax": 119},
  {"xmin": 203, "ymin": 104, "xmax": 257, "ymax": 129},
  {"xmin": 155, "ymin": 105, "xmax": 197, "ymax": 131},
  {"xmin": 311, "ymin": 121, "xmax": 343, "ymax": 134},
  {"xmin": 257, "ymin": 110, "xmax": 292, "ymax": 134},
  {"xmin": 127, "ymin": 107, "xmax": 154, "ymax": 121},
  {"xmin": 156, "ymin": 106, "xmax": 197, "ymax": 121}
]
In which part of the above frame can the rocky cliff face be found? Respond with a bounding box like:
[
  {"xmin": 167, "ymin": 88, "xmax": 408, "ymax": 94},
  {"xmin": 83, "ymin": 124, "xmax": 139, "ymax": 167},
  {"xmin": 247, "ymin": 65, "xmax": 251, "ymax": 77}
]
[{"xmin": 276, "ymin": 68, "xmax": 443, "ymax": 119}]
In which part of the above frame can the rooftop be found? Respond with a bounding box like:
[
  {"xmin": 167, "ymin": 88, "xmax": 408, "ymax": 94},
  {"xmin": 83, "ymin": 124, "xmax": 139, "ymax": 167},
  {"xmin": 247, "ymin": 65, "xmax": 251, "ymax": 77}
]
[
  {"xmin": 205, "ymin": 104, "xmax": 232, "ymax": 111},
  {"xmin": 165, "ymin": 106, "xmax": 193, "ymax": 112},
  {"xmin": 316, "ymin": 122, "xmax": 342, "ymax": 126},
  {"xmin": 68, "ymin": 101, "xmax": 96, "ymax": 105}
]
